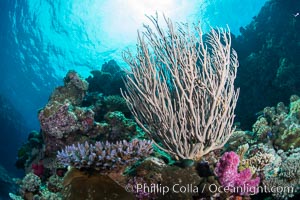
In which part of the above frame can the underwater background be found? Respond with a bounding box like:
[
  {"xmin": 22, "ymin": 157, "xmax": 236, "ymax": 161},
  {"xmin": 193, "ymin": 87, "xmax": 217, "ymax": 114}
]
[{"xmin": 0, "ymin": 0, "xmax": 299, "ymax": 199}]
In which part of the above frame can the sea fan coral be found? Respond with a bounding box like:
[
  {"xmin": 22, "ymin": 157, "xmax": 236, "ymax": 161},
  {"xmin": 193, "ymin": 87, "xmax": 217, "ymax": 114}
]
[
  {"xmin": 122, "ymin": 15, "xmax": 239, "ymax": 161},
  {"xmin": 57, "ymin": 139, "xmax": 153, "ymax": 170}
]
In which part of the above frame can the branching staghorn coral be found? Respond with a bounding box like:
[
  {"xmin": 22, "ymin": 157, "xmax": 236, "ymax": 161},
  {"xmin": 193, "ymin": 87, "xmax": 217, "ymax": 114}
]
[
  {"xmin": 122, "ymin": 14, "xmax": 239, "ymax": 160},
  {"xmin": 57, "ymin": 139, "xmax": 153, "ymax": 170},
  {"xmin": 239, "ymin": 151, "xmax": 275, "ymax": 174}
]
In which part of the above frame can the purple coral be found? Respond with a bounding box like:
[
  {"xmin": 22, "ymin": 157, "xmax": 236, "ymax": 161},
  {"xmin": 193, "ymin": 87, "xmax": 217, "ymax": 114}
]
[
  {"xmin": 128, "ymin": 177, "xmax": 153, "ymax": 199},
  {"xmin": 215, "ymin": 151, "xmax": 260, "ymax": 195},
  {"xmin": 57, "ymin": 139, "xmax": 153, "ymax": 170}
]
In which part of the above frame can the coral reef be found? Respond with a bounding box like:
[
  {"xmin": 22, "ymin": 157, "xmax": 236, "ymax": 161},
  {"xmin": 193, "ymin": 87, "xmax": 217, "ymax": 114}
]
[
  {"xmin": 8, "ymin": 193, "xmax": 23, "ymax": 200},
  {"xmin": 127, "ymin": 177, "xmax": 154, "ymax": 199},
  {"xmin": 4, "ymin": 0, "xmax": 300, "ymax": 199},
  {"xmin": 37, "ymin": 71, "xmax": 96, "ymax": 156},
  {"xmin": 12, "ymin": 64, "xmax": 153, "ymax": 198},
  {"xmin": 103, "ymin": 95, "xmax": 131, "ymax": 117},
  {"xmin": 251, "ymin": 95, "xmax": 300, "ymax": 150},
  {"xmin": 226, "ymin": 130, "xmax": 255, "ymax": 151},
  {"xmin": 228, "ymin": 136, "xmax": 300, "ymax": 199},
  {"xmin": 36, "ymin": 68, "xmax": 142, "ymax": 158},
  {"xmin": 12, "ymin": 56, "xmax": 300, "ymax": 199},
  {"xmin": 9, "ymin": 172, "xmax": 63, "ymax": 200},
  {"xmin": 225, "ymin": 95, "xmax": 300, "ymax": 199},
  {"xmin": 32, "ymin": 160, "xmax": 44, "ymax": 178},
  {"xmin": 157, "ymin": 165, "xmax": 202, "ymax": 199},
  {"xmin": 261, "ymin": 146, "xmax": 300, "ymax": 199},
  {"xmin": 239, "ymin": 150, "xmax": 274, "ymax": 175},
  {"xmin": 222, "ymin": 95, "xmax": 300, "ymax": 199},
  {"xmin": 130, "ymin": 157, "xmax": 203, "ymax": 200},
  {"xmin": 226, "ymin": 94, "xmax": 300, "ymax": 157}
]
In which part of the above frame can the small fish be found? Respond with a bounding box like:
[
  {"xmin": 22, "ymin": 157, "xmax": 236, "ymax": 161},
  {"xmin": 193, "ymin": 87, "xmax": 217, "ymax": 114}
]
[
  {"xmin": 293, "ymin": 12, "xmax": 299, "ymax": 17},
  {"xmin": 255, "ymin": 110, "xmax": 264, "ymax": 116},
  {"xmin": 267, "ymin": 131, "xmax": 273, "ymax": 138}
]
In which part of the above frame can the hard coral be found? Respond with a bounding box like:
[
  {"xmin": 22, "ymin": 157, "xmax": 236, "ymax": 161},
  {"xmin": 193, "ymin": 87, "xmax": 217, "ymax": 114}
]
[
  {"xmin": 21, "ymin": 173, "xmax": 41, "ymax": 192},
  {"xmin": 104, "ymin": 95, "xmax": 130, "ymax": 116},
  {"xmin": 47, "ymin": 175, "xmax": 63, "ymax": 193},
  {"xmin": 39, "ymin": 101, "xmax": 95, "ymax": 139},
  {"xmin": 86, "ymin": 60, "xmax": 126, "ymax": 96},
  {"xmin": 262, "ymin": 147, "xmax": 300, "ymax": 199},
  {"xmin": 215, "ymin": 151, "xmax": 260, "ymax": 195},
  {"xmin": 104, "ymin": 111, "xmax": 137, "ymax": 141},
  {"xmin": 239, "ymin": 151, "xmax": 274, "ymax": 175},
  {"xmin": 62, "ymin": 168, "xmax": 134, "ymax": 200},
  {"xmin": 50, "ymin": 70, "xmax": 88, "ymax": 105},
  {"xmin": 57, "ymin": 139, "xmax": 153, "ymax": 171},
  {"xmin": 248, "ymin": 95, "xmax": 300, "ymax": 151}
]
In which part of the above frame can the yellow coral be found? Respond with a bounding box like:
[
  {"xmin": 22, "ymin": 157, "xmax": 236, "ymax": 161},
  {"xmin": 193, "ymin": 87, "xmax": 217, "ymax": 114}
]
[{"xmin": 239, "ymin": 152, "xmax": 274, "ymax": 175}]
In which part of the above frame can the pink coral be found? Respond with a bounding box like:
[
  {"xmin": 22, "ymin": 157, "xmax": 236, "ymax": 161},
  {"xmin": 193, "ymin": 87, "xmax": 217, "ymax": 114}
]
[{"xmin": 215, "ymin": 151, "xmax": 260, "ymax": 195}]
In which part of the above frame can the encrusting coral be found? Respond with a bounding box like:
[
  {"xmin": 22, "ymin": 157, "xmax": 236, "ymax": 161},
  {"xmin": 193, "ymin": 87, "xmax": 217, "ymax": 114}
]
[
  {"xmin": 62, "ymin": 168, "xmax": 134, "ymax": 200},
  {"xmin": 39, "ymin": 100, "xmax": 95, "ymax": 139}
]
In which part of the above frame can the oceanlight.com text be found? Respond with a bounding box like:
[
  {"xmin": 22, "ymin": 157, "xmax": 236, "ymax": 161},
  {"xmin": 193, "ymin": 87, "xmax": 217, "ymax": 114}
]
[{"xmin": 125, "ymin": 183, "xmax": 295, "ymax": 196}]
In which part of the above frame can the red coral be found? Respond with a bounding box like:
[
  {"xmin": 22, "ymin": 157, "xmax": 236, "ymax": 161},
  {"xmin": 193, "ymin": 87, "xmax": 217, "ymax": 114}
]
[{"xmin": 32, "ymin": 160, "xmax": 44, "ymax": 177}]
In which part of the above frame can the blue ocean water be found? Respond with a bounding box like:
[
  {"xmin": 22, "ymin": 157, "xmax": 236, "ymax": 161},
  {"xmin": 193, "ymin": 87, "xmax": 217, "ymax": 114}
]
[
  {"xmin": 0, "ymin": 0, "xmax": 269, "ymax": 198},
  {"xmin": 1, "ymin": 0, "xmax": 266, "ymax": 130}
]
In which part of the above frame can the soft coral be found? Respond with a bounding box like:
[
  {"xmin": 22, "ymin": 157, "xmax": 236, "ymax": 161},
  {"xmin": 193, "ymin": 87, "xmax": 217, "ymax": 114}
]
[
  {"xmin": 215, "ymin": 151, "xmax": 260, "ymax": 195},
  {"xmin": 32, "ymin": 160, "xmax": 44, "ymax": 178}
]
